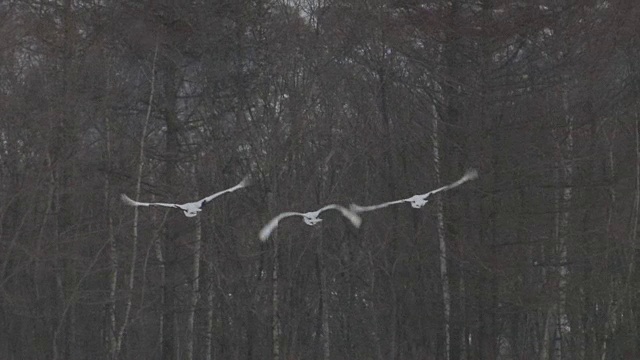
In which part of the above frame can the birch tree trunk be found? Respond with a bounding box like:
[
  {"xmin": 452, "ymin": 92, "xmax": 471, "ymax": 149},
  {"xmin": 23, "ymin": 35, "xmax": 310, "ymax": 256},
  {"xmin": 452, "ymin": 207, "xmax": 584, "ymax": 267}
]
[
  {"xmin": 619, "ymin": 113, "xmax": 640, "ymax": 359},
  {"xmin": 186, "ymin": 171, "xmax": 203, "ymax": 360},
  {"xmin": 366, "ymin": 251, "xmax": 384, "ymax": 360},
  {"xmin": 160, "ymin": 44, "xmax": 182, "ymax": 360},
  {"xmin": 540, "ymin": 308, "xmax": 553, "ymax": 360},
  {"xmin": 553, "ymin": 87, "xmax": 574, "ymax": 360},
  {"xmin": 599, "ymin": 128, "xmax": 617, "ymax": 360},
  {"xmin": 205, "ymin": 241, "xmax": 215, "ymax": 360},
  {"xmin": 428, "ymin": 33, "xmax": 452, "ymax": 360},
  {"xmin": 104, "ymin": 115, "xmax": 118, "ymax": 359},
  {"xmin": 114, "ymin": 44, "xmax": 158, "ymax": 358},
  {"xmin": 628, "ymin": 115, "xmax": 640, "ymax": 291},
  {"xmin": 317, "ymin": 235, "xmax": 330, "ymax": 360},
  {"xmin": 269, "ymin": 191, "xmax": 282, "ymax": 360},
  {"xmin": 432, "ymin": 97, "xmax": 451, "ymax": 360},
  {"xmin": 51, "ymin": 1, "xmax": 76, "ymax": 357},
  {"xmin": 272, "ymin": 236, "xmax": 281, "ymax": 360}
]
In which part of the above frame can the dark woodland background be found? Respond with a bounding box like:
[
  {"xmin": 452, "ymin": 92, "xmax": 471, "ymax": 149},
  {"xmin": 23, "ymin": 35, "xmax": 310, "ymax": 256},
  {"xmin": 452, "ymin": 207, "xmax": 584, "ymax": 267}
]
[{"xmin": 1, "ymin": 0, "xmax": 639, "ymax": 359}]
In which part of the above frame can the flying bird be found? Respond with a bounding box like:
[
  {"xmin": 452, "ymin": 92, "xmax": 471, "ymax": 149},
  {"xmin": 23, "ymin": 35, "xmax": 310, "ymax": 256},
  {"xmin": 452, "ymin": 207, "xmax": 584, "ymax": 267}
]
[
  {"xmin": 121, "ymin": 176, "xmax": 251, "ymax": 217},
  {"xmin": 350, "ymin": 169, "xmax": 478, "ymax": 213},
  {"xmin": 259, "ymin": 204, "xmax": 362, "ymax": 242}
]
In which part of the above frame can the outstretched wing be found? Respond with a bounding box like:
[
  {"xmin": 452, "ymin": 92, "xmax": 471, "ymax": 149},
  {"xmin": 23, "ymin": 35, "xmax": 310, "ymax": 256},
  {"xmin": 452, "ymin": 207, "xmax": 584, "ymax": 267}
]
[
  {"xmin": 350, "ymin": 169, "xmax": 478, "ymax": 213},
  {"xmin": 259, "ymin": 212, "xmax": 304, "ymax": 242},
  {"xmin": 423, "ymin": 168, "xmax": 479, "ymax": 197},
  {"xmin": 349, "ymin": 198, "xmax": 407, "ymax": 213},
  {"xmin": 319, "ymin": 204, "xmax": 362, "ymax": 228},
  {"xmin": 120, "ymin": 194, "xmax": 180, "ymax": 209},
  {"xmin": 199, "ymin": 176, "xmax": 252, "ymax": 207}
]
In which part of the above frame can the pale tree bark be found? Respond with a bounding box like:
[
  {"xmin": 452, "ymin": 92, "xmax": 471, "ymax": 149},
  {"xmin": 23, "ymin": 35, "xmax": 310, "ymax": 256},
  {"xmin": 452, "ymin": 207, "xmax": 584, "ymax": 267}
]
[
  {"xmin": 367, "ymin": 251, "xmax": 384, "ymax": 360},
  {"xmin": 269, "ymin": 191, "xmax": 282, "ymax": 360},
  {"xmin": 114, "ymin": 44, "xmax": 158, "ymax": 358},
  {"xmin": 317, "ymin": 234, "xmax": 330, "ymax": 360},
  {"xmin": 540, "ymin": 308, "xmax": 553, "ymax": 360},
  {"xmin": 202, "ymin": 198, "xmax": 226, "ymax": 360},
  {"xmin": 205, "ymin": 242, "xmax": 215, "ymax": 360},
  {"xmin": 161, "ymin": 46, "xmax": 182, "ymax": 360},
  {"xmin": 612, "ymin": 112, "xmax": 640, "ymax": 360},
  {"xmin": 104, "ymin": 115, "xmax": 118, "ymax": 359},
  {"xmin": 149, "ymin": 204, "xmax": 168, "ymax": 355},
  {"xmin": 554, "ymin": 87, "xmax": 574, "ymax": 360},
  {"xmin": 271, "ymin": 233, "xmax": 282, "ymax": 360},
  {"xmin": 186, "ymin": 164, "xmax": 203, "ymax": 360},
  {"xmin": 627, "ymin": 114, "xmax": 640, "ymax": 292},
  {"xmin": 95, "ymin": 41, "xmax": 119, "ymax": 358},
  {"xmin": 432, "ymin": 98, "xmax": 451, "ymax": 360},
  {"xmin": 542, "ymin": 87, "xmax": 575, "ymax": 360},
  {"xmin": 51, "ymin": 0, "xmax": 76, "ymax": 357},
  {"xmin": 599, "ymin": 128, "xmax": 617, "ymax": 360},
  {"xmin": 428, "ymin": 37, "xmax": 451, "ymax": 360},
  {"xmin": 317, "ymin": 154, "xmax": 332, "ymax": 360}
]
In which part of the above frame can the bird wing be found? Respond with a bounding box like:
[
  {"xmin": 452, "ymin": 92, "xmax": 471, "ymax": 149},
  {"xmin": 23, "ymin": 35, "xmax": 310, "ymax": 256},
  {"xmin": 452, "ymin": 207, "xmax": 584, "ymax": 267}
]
[
  {"xmin": 120, "ymin": 194, "xmax": 180, "ymax": 209},
  {"xmin": 318, "ymin": 204, "xmax": 362, "ymax": 228},
  {"xmin": 258, "ymin": 212, "xmax": 304, "ymax": 242},
  {"xmin": 349, "ymin": 198, "xmax": 407, "ymax": 213},
  {"xmin": 424, "ymin": 168, "xmax": 479, "ymax": 197},
  {"xmin": 199, "ymin": 175, "xmax": 252, "ymax": 206},
  {"xmin": 349, "ymin": 169, "xmax": 478, "ymax": 213}
]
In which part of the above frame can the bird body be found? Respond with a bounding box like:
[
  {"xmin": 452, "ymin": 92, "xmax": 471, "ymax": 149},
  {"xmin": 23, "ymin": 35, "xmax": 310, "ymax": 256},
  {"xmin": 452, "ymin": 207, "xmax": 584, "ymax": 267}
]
[
  {"xmin": 121, "ymin": 176, "xmax": 251, "ymax": 217},
  {"xmin": 259, "ymin": 204, "xmax": 361, "ymax": 241},
  {"xmin": 350, "ymin": 169, "xmax": 478, "ymax": 213}
]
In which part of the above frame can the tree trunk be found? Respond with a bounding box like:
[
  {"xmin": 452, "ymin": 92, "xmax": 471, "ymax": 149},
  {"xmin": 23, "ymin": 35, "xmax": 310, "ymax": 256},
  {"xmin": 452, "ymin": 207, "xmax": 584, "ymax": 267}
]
[
  {"xmin": 186, "ymin": 183, "xmax": 203, "ymax": 360},
  {"xmin": 51, "ymin": 0, "xmax": 76, "ymax": 357},
  {"xmin": 160, "ymin": 43, "xmax": 182, "ymax": 360},
  {"xmin": 432, "ymin": 90, "xmax": 451, "ymax": 360},
  {"xmin": 205, "ymin": 240, "xmax": 215, "ymax": 360},
  {"xmin": 155, "ymin": 223, "xmax": 166, "ymax": 355},
  {"xmin": 271, "ymin": 236, "xmax": 281, "ymax": 360},
  {"xmin": 115, "ymin": 44, "xmax": 158, "ymax": 358},
  {"xmin": 628, "ymin": 114, "xmax": 640, "ymax": 296},
  {"xmin": 553, "ymin": 87, "xmax": 574, "ymax": 360},
  {"xmin": 104, "ymin": 115, "xmax": 118, "ymax": 359},
  {"xmin": 269, "ymin": 192, "xmax": 282, "ymax": 360},
  {"xmin": 366, "ymin": 251, "xmax": 384, "ymax": 360},
  {"xmin": 540, "ymin": 308, "xmax": 553, "ymax": 360},
  {"xmin": 317, "ymin": 235, "xmax": 330, "ymax": 360}
]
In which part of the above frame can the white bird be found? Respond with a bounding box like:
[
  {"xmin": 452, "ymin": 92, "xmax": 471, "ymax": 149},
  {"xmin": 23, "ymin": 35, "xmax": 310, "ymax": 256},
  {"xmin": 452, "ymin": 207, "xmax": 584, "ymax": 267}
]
[
  {"xmin": 350, "ymin": 169, "xmax": 478, "ymax": 213},
  {"xmin": 259, "ymin": 204, "xmax": 362, "ymax": 242},
  {"xmin": 121, "ymin": 176, "xmax": 251, "ymax": 217}
]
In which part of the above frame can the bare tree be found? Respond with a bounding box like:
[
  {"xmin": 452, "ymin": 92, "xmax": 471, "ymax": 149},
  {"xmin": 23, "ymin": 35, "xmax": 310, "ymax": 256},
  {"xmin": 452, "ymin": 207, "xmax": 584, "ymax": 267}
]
[
  {"xmin": 185, "ymin": 163, "xmax": 203, "ymax": 360},
  {"xmin": 115, "ymin": 44, "xmax": 158, "ymax": 358}
]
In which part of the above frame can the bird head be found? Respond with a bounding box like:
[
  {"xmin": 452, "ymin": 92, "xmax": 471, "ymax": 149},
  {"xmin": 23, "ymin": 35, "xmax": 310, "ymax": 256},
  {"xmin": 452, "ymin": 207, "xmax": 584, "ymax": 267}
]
[
  {"xmin": 180, "ymin": 202, "xmax": 203, "ymax": 217},
  {"xmin": 183, "ymin": 209, "xmax": 200, "ymax": 217},
  {"xmin": 303, "ymin": 216, "xmax": 323, "ymax": 226}
]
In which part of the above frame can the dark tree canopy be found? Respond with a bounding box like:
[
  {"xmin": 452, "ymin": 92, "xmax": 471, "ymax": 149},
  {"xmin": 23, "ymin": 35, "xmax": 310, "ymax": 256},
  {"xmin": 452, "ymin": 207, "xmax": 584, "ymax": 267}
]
[{"xmin": 1, "ymin": 0, "xmax": 639, "ymax": 359}]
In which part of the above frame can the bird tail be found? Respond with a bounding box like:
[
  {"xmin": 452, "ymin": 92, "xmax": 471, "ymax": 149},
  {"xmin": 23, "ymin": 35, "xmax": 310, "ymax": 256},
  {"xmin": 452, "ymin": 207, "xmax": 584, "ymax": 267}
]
[{"xmin": 342, "ymin": 207, "xmax": 362, "ymax": 228}]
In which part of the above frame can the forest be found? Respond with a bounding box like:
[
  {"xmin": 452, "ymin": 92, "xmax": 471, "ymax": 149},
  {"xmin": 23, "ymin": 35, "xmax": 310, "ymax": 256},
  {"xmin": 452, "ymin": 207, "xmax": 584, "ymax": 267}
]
[{"xmin": 1, "ymin": 0, "xmax": 639, "ymax": 359}]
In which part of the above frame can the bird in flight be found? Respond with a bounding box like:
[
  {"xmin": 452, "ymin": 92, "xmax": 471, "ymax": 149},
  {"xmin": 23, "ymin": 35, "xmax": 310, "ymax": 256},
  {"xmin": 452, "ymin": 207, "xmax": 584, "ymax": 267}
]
[
  {"xmin": 350, "ymin": 169, "xmax": 478, "ymax": 213},
  {"xmin": 121, "ymin": 176, "xmax": 251, "ymax": 217},
  {"xmin": 259, "ymin": 204, "xmax": 362, "ymax": 241}
]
